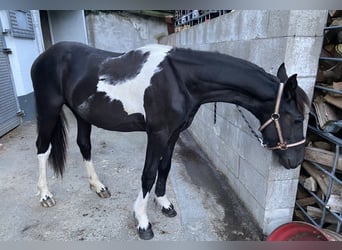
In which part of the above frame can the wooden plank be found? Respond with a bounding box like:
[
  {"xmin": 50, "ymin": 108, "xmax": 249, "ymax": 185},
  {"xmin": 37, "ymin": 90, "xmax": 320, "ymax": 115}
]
[
  {"xmin": 302, "ymin": 161, "xmax": 342, "ymax": 200},
  {"xmin": 329, "ymin": 10, "xmax": 342, "ymax": 17},
  {"xmin": 324, "ymin": 95, "xmax": 342, "ymax": 109},
  {"xmin": 294, "ymin": 209, "xmax": 309, "ymax": 222},
  {"xmin": 302, "ymin": 162, "xmax": 329, "ymax": 195},
  {"xmin": 297, "ymin": 196, "xmax": 317, "ymax": 207},
  {"xmin": 307, "ymin": 206, "xmax": 338, "ymax": 224},
  {"xmin": 303, "ymin": 176, "xmax": 318, "ymax": 192},
  {"xmin": 304, "ymin": 147, "xmax": 342, "ymax": 172},
  {"xmin": 313, "ymin": 96, "xmax": 339, "ymax": 129},
  {"xmin": 327, "ymin": 194, "xmax": 342, "ymax": 213}
]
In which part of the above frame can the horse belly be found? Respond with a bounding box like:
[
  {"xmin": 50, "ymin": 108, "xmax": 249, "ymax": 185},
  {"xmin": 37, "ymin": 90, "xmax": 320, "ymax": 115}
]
[{"xmin": 77, "ymin": 92, "xmax": 146, "ymax": 131}]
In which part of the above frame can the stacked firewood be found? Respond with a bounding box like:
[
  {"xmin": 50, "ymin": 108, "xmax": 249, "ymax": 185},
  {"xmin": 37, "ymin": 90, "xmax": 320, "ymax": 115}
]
[
  {"xmin": 315, "ymin": 10, "xmax": 342, "ymax": 122},
  {"xmin": 295, "ymin": 141, "xmax": 342, "ymax": 230},
  {"xmin": 294, "ymin": 10, "xmax": 342, "ymax": 235}
]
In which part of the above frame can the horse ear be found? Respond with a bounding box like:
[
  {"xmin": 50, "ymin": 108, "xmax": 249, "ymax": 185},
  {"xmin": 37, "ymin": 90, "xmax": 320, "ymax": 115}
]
[
  {"xmin": 284, "ymin": 74, "xmax": 298, "ymax": 100},
  {"xmin": 277, "ymin": 63, "xmax": 288, "ymax": 82}
]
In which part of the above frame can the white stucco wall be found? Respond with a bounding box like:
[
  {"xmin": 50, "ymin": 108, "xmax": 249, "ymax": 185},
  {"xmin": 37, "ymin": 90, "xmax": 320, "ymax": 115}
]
[{"xmin": 0, "ymin": 10, "xmax": 43, "ymax": 97}]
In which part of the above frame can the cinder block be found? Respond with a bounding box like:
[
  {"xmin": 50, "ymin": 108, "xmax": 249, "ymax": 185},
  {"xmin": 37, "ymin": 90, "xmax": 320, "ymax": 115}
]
[
  {"xmin": 221, "ymin": 149, "xmax": 240, "ymax": 178},
  {"xmin": 239, "ymin": 10, "xmax": 269, "ymax": 40},
  {"xmin": 268, "ymin": 160, "xmax": 301, "ymax": 181},
  {"xmin": 263, "ymin": 208, "xmax": 294, "ymax": 235},
  {"xmin": 185, "ymin": 28, "xmax": 194, "ymax": 46},
  {"xmin": 235, "ymin": 106, "xmax": 261, "ymax": 135},
  {"xmin": 238, "ymin": 130, "xmax": 272, "ymax": 177},
  {"xmin": 227, "ymin": 173, "xmax": 266, "ymax": 227},
  {"xmin": 288, "ymin": 10, "xmax": 328, "ymax": 37},
  {"xmin": 215, "ymin": 103, "xmax": 238, "ymax": 122},
  {"xmin": 214, "ymin": 11, "xmax": 240, "ymax": 42},
  {"xmin": 194, "ymin": 23, "xmax": 205, "ymax": 44},
  {"xmin": 267, "ymin": 10, "xmax": 290, "ymax": 38},
  {"xmin": 297, "ymin": 76, "xmax": 316, "ymax": 102},
  {"xmin": 218, "ymin": 166, "xmax": 266, "ymax": 226},
  {"xmin": 248, "ymin": 37, "xmax": 287, "ymax": 73},
  {"xmin": 239, "ymin": 157, "xmax": 267, "ymax": 206},
  {"xmin": 180, "ymin": 30, "xmax": 187, "ymax": 46},
  {"xmin": 265, "ymin": 179, "xmax": 299, "ymax": 210},
  {"xmin": 285, "ymin": 36, "xmax": 325, "ymax": 77},
  {"xmin": 210, "ymin": 131, "xmax": 240, "ymax": 177},
  {"xmin": 214, "ymin": 116, "xmax": 240, "ymax": 149}
]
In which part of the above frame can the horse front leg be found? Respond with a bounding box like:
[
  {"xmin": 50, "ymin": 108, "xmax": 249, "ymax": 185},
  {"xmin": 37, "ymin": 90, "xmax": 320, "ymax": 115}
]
[
  {"xmin": 154, "ymin": 134, "xmax": 179, "ymax": 218},
  {"xmin": 133, "ymin": 131, "xmax": 168, "ymax": 240}
]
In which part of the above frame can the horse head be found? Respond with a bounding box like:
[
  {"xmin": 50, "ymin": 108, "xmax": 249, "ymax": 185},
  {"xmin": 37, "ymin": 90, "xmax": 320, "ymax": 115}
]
[{"xmin": 259, "ymin": 63, "xmax": 309, "ymax": 169}]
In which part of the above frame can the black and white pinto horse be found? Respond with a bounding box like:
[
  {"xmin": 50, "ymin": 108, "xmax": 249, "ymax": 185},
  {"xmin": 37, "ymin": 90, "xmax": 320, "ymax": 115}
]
[{"xmin": 31, "ymin": 41, "xmax": 309, "ymax": 240}]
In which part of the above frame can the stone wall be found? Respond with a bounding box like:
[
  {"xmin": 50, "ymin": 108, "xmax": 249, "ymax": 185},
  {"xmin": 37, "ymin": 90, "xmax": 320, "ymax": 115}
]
[{"xmin": 160, "ymin": 10, "xmax": 328, "ymax": 234}]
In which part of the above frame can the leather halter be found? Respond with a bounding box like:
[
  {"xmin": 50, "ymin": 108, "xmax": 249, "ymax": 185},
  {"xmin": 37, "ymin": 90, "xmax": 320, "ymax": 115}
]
[{"xmin": 258, "ymin": 82, "xmax": 306, "ymax": 150}]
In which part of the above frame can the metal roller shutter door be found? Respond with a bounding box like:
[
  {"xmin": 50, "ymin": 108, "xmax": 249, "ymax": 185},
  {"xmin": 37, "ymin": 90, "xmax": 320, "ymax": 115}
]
[{"xmin": 0, "ymin": 21, "xmax": 20, "ymax": 137}]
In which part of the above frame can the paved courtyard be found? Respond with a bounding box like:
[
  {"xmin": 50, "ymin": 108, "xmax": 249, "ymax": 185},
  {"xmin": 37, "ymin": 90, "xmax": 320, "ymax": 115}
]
[{"xmin": 0, "ymin": 108, "xmax": 262, "ymax": 241}]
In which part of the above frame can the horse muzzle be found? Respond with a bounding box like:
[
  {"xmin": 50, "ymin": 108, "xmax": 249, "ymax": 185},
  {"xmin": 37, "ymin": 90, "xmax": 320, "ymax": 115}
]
[{"xmin": 277, "ymin": 146, "xmax": 305, "ymax": 169}]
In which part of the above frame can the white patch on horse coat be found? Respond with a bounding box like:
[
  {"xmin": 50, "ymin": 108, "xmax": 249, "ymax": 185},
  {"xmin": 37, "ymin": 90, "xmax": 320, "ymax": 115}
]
[
  {"xmin": 134, "ymin": 190, "xmax": 150, "ymax": 229},
  {"xmin": 96, "ymin": 44, "xmax": 172, "ymax": 117}
]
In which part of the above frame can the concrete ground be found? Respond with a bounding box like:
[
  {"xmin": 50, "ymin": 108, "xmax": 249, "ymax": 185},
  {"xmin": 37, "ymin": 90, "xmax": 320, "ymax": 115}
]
[{"xmin": 0, "ymin": 108, "xmax": 262, "ymax": 241}]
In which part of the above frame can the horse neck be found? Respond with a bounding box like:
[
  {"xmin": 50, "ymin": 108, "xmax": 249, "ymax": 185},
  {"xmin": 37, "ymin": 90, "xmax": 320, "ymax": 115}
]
[{"xmin": 184, "ymin": 56, "xmax": 279, "ymax": 120}]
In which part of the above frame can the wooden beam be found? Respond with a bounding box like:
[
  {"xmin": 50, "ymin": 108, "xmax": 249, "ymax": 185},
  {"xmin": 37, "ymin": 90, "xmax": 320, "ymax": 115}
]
[{"xmin": 304, "ymin": 146, "xmax": 342, "ymax": 172}]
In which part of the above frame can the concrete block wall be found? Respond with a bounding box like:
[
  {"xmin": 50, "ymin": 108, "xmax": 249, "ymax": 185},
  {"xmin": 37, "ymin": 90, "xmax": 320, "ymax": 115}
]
[
  {"xmin": 85, "ymin": 11, "xmax": 168, "ymax": 53},
  {"xmin": 160, "ymin": 10, "xmax": 328, "ymax": 234}
]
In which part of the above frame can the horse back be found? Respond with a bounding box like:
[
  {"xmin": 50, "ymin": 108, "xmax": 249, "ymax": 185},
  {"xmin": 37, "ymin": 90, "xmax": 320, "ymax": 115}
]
[
  {"xmin": 31, "ymin": 41, "xmax": 120, "ymax": 94},
  {"xmin": 31, "ymin": 42, "xmax": 147, "ymax": 131}
]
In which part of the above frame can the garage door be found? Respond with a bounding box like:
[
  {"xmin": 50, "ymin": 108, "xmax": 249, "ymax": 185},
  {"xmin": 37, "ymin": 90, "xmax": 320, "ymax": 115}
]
[{"xmin": 0, "ymin": 19, "xmax": 20, "ymax": 137}]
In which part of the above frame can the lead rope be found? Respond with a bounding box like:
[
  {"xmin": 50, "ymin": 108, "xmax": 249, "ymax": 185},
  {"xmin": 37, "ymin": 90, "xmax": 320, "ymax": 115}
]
[{"xmin": 235, "ymin": 105, "xmax": 265, "ymax": 147}]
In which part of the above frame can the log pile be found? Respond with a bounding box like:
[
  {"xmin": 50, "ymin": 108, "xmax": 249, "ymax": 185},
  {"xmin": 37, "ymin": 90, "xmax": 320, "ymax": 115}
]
[
  {"xmin": 314, "ymin": 11, "xmax": 342, "ymax": 130},
  {"xmin": 295, "ymin": 144, "xmax": 342, "ymax": 232},
  {"xmin": 294, "ymin": 11, "xmax": 342, "ymax": 235}
]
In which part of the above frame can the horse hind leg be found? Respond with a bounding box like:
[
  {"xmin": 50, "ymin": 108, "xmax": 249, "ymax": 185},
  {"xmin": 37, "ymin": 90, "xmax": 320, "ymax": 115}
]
[
  {"xmin": 85, "ymin": 161, "xmax": 111, "ymax": 198},
  {"xmin": 36, "ymin": 109, "xmax": 66, "ymax": 207},
  {"xmin": 37, "ymin": 144, "xmax": 56, "ymax": 207},
  {"xmin": 75, "ymin": 116, "xmax": 111, "ymax": 198}
]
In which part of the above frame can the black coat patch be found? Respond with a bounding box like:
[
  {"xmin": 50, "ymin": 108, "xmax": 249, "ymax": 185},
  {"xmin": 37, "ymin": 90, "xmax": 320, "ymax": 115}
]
[{"xmin": 99, "ymin": 50, "xmax": 149, "ymax": 85}]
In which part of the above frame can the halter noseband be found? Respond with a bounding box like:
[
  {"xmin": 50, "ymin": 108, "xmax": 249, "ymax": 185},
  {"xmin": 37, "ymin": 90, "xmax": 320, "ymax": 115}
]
[{"xmin": 258, "ymin": 82, "xmax": 306, "ymax": 150}]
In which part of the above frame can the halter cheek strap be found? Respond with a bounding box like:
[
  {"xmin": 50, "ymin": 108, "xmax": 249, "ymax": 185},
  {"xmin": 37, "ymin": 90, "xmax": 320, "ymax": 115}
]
[{"xmin": 259, "ymin": 82, "xmax": 306, "ymax": 150}]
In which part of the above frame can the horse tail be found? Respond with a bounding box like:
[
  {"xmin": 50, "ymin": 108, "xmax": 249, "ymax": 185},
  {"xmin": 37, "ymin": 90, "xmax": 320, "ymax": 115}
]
[{"xmin": 48, "ymin": 110, "xmax": 68, "ymax": 177}]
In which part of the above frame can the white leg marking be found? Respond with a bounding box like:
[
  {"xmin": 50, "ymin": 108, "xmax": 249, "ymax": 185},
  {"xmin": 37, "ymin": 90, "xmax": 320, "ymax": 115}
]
[
  {"xmin": 84, "ymin": 160, "xmax": 106, "ymax": 193},
  {"xmin": 155, "ymin": 195, "xmax": 172, "ymax": 209},
  {"xmin": 134, "ymin": 190, "xmax": 150, "ymax": 230},
  {"xmin": 37, "ymin": 145, "xmax": 53, "ymax": 202}
]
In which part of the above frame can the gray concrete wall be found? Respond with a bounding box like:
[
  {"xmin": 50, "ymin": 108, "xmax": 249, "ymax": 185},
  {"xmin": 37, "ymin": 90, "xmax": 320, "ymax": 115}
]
[
  {"xmin": 160, "ymin": 10, "xmax": 327, "ymax": 235},
  {"xmin": 85, "ymin": 11, "xmax": 168, "ymax": 52}
]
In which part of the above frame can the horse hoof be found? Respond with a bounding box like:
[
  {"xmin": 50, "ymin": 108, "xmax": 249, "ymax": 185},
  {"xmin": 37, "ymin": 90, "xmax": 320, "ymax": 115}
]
[
  {"xmin": 40, "ymin": 196, "xmax": 56, "ymax": 208},
  {"xmin": 90, "ymin": 185, "xmax": 111, "ymax": 198},
  {"xmin": 162, "ymin": 203, "xmax": 177, "ymax": 217},
  {"xmin": 138, "ymin": 223, "xmax": 154, "ymax": 240}
]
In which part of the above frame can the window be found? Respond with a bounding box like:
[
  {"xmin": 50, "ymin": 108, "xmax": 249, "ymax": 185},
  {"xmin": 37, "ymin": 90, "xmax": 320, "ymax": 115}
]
[{"xmin": 8, "ymin": 10, "xmax": 35, "ymax": 39}]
